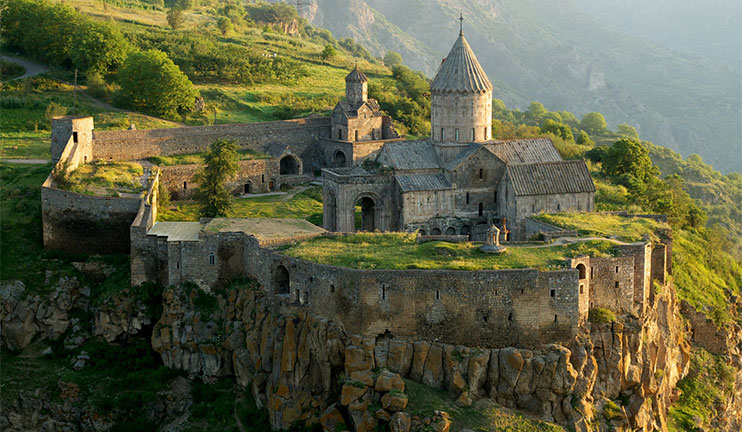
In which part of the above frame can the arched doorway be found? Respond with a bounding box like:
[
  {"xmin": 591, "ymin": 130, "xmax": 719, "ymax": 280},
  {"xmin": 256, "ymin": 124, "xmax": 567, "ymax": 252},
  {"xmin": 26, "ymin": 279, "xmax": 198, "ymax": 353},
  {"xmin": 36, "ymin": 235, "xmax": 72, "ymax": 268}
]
[
  {"xmin": 430, "ymin": 228, "xmax": 442, "ymax": 235},
  {"xmin": 244, "ymin": 182, "xmax": 252, "ymax": 194},
  {"xmin": 445, "ymin": 227, "xmax": 456, "ymax": 235},
  {"xmin": 576, "ymin": 263, "xmax": 587, "ymax": 279},
  {"xmin": 273, "ymin": 265, "xmax": 290, "ymax": 295},
  {"xmin": 280, "ymin": 155, "xmax": 299, "ymax": 175},
  {"xmin": 332, "ymin": 150, "xmax": 347, "ymax": 168},
  {"xmin": 355, "ymin": 196, "xmax": 376, "ymax": 232},
  {"xmin": 460, "ymin": 225, "xmax": 471, "ymax": 240}
]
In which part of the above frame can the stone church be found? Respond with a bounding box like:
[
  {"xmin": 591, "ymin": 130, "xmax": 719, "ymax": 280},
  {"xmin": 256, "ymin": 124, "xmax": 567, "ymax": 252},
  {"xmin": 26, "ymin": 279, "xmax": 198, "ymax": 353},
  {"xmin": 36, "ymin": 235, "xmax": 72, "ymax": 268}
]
[{"xmin": 322, "ymin": 26, "xmax": 596, "ymax": 240}]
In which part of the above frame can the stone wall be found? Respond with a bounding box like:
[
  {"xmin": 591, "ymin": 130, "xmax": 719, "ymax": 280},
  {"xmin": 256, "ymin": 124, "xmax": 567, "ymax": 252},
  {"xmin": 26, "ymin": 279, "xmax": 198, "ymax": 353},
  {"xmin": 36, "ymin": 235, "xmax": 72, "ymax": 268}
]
[
  {"xmin": 322, "ymin": 169, "xmax": 396, "ymax": 232},
  {"xmin": 585, "ymin": 256, "xmax": 636, "ymax": 313},
  {"xmin": 160, "ymin": 159, "xmax": 280, "ymax": 199},
  {"xmin": 431, "ymin": 91, "xmax": 492, "ymax": 142},
  {"xmin": 91, "ymin": 117, "xmax": 331, "ymax": 162}
]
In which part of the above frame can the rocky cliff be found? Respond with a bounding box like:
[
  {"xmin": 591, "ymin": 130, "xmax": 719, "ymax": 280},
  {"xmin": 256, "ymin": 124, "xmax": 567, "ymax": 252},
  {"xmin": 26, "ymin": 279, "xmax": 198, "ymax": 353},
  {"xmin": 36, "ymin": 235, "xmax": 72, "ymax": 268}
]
[{"xmin": 150, "ymin": 277, "xmax": 690, "ymax": 431}]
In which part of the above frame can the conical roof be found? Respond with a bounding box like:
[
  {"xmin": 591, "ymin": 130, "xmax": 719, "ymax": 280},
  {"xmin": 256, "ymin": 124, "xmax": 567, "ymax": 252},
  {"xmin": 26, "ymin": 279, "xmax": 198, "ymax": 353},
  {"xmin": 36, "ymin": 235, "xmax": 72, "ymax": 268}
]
[
  {"xmin": 430, "ymin": 33, "xmax": 493, "ymax": 93},
  {"xmin": 345, "ymin": 65, "xmax": 368, "ymax": 83}
]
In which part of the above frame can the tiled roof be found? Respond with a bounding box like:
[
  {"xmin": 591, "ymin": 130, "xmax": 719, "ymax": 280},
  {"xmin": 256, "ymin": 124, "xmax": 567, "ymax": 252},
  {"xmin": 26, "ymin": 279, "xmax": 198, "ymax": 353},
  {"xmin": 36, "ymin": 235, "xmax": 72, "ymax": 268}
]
[
  {"xmin": 443, "ymin": 144, "xmax": 484, "ymax": 170},
  {"xmin": 507, "ymin": 160, "xmax": 596, "ymax": 196},
  {"xmin": 336, "ymin": 99, "xmax": 383, "ymax": 119},
  {"xmin": 396, "ymin": 174, "xmax": 452, "ymax": 192},
  {"xmin": 430, "ymin": 34, "xmax": 493, "ymax": 93},
  {"xmin": 345, "ymin": 65, "xmax": 368, "ymax": 83},
  {"xmin": 486, "ymin": 139, "xmax": 562, "ymax": 164},
  {"xmin": 378, "ymin": 141, "xmax": 441, "ymax": 170}
]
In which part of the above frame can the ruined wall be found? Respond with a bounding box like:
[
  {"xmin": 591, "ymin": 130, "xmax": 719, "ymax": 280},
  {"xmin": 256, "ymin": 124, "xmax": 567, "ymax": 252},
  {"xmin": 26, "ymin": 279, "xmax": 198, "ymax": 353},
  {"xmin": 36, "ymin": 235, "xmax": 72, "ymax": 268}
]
[
  {"xmin": 510, "ymin": 191, "xmax": 594, "ymax": 240},
  {"xmin": 586, "ymin": 256, "xmax": 635, "ymax": 313},
  {"xmin": 91, "ymin": 117, "xmax": 331, "ymax": 162},
  {"xmin": 160, "ymin": 159, "xmax": 280, "ymax": 199},
  {"xmin": 42, "ymin": 180, "xmax": 142, "ymax": 254},
  {"xmin": 399, "ymin": 189, "xmax": 455, "ymax": 225}
]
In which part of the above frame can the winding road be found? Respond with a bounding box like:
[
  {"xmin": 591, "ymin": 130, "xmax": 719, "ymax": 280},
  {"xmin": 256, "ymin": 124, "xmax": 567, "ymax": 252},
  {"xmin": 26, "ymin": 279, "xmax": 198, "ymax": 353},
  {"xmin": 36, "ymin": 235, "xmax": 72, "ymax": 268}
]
[{"xmin": 1, "ymin": 55, "xmax": 48, "ymax": 80}]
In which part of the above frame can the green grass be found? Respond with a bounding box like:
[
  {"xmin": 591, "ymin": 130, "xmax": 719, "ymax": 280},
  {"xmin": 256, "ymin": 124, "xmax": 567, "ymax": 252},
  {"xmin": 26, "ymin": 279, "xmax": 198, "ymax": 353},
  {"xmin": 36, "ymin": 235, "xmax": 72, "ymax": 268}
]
[
  {"xmin": 0, "ymin": 130, "xmax": 50, "ymax": 160},
  {"xmin": 668, "ymin": 347, "xmax": 736, "ymax": 431},
  {"xmin": 0, "ymin": 59, "xmax": 25, "ymax": 80},
  {"xmin": 158, "ymin": 186, "xmax": 323, "ymax": 226},
  {"xmin": 588, "ymin": 308, "xmax": 617, "ymax": 324},
  {"xmin": 185, "ymin": 379, "xmax": 271, "ymax": 432},
  {"xmin": 64, "ymin": 161, "xmax": 144, "ymax": 195},
  {"xmin": 146, "ymin": 149, "xmax": 271, "ymax": 166},
  {"xmin": 404, "ymin": 379, "xmax": 564, "ymax": 431},
  {"xmin": 532, "ymin": 212, "xmax": 667, "ymax": 242},
  {"xmin": 280, "ymin": 233, "xmax": 619, "ymax": 271}
]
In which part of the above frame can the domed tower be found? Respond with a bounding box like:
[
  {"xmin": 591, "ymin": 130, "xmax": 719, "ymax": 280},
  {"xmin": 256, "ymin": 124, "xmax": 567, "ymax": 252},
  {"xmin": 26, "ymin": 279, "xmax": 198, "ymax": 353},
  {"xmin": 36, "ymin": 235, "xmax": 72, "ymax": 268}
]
[
  {"xmin": 345, "ymin": 64, "xmax": 368, "ymax": 106},
  {"xmin": 430, "ymin": 15, "xmax": 493, "ymax": 142}
]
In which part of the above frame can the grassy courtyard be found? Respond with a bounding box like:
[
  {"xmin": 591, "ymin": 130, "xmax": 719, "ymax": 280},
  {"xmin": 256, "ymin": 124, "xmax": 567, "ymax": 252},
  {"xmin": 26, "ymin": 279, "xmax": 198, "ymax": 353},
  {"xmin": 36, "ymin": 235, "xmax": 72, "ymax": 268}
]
[
  {"xmin": 531, "ymin": 212, "xmax": 668, "ymax": 242},
  {"xmin": 280, "ymin": 232, "xmax": 619, "ymax": 271},
  {"xmin": 146, "ymin": 149, "xmax": 271, "ymax": 167},
  {"xmin": 158, "ymin": 185, "xmax": 324, "ymax": 226},
  {"xmin": 63, "ymin": 161, "xmax": 144, "ymax": 196}
]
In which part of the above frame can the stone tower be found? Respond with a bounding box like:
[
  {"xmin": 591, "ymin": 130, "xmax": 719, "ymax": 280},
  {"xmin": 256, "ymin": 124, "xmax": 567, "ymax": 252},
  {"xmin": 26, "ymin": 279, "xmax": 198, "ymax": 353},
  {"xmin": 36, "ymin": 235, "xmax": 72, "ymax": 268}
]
[
  {"xmin": 430, "ymin": 16, "xmax": 493, "ymax": 142},
  {"xmin": 345, "ymin": 65, "xmax": 368, "ymax": 106}
]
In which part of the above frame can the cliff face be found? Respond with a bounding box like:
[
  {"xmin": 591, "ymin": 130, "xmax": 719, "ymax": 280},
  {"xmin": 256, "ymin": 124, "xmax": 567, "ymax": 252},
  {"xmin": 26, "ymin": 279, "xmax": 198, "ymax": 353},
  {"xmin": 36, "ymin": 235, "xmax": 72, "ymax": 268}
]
[{"xmin": 151, "ymin": 279, "xmax": 690, "ymax": 431}]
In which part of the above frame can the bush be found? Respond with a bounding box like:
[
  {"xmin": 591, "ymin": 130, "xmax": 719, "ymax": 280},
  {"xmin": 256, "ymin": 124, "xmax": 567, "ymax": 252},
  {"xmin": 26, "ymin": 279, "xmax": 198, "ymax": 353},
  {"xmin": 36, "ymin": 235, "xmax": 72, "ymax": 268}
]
[{"xmin": 588, "ymin": 308, "xmax": 617, "ymax": 324}]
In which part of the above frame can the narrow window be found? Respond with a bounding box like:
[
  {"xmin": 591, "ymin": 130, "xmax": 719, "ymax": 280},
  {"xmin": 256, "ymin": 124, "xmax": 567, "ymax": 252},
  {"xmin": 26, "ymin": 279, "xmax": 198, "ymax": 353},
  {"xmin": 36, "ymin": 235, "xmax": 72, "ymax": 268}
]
[
  {"xmin": 521, "ymin": 289, "xmax": 524, "ymax": 294},
  {"xmin": 262, "ymin": 174, "xmax": 265, "ymax": 183},
  {"xmin": 494, "ymin": 191, "xmax": 497, "ymax": 203},
  {"xmin": 495, "ymin": 290, "xmax": 498, "ymax": 296},
  {"xmin": 330, "ymin": 285, "xmax": 335, "ymax": 293},
  {"xmin": 557, "ymin": 203, "xmax": 561, "ymax": 211},
  {"xmin": 580, "ymin": 284, "xmax": 584, "ymax": 294},
  {"xmin": 615, "ymin": 281, "xmax": 619, "ymax": 289},
  {"xmin": 478, "ymin": 203, "xmax": 483, "ymax": 216},
  {"xmin": 455, "ymin": 128, "xmax": 460, "ymax": 141},
  {"xmin": 554, "ymin": 315, "xmax": 558, "ymax": 323},
  {"xmin": 209, "ymin": 253, "xmax": 215, "ymax": 265},
  {"xmin": 295, "ymin": 289, "xmax": 300, "ymax": 302},
  {"xmin": 435, "ymin": 290, "xmax": 440, "ymax": 300},
  {"xmin": 483, "ymin": 315, "xmax": 488, "ymax": 323},
  {"xmin": 304, "ymin": 291, "xmax": 309, "ymax": 303},
  {"xmin": 354, "ymin": 130, "xmax": 359, "ymax": 141},
  {"xmin": 479, "ymin": 168, "xmax": 484, "ymax": 180},
  {"xmin": 338, "ymin": 129, "xmax": 342, "ymax": 140},
  {"xmin": 471, "ymin": 128, "xmax": 475, "ymax": 141},
  {"xmin": 440, "ymin": 128, "xmax": 444, "ymax": 141},
  {"xmin": 616, "ymin": 266, "xmax": 619, "ymax": 273},
  {"xmin": 83, "ymin": 155, "xmax": 87, "ymax": 163},
  {"xmin": 550, "ymin": 288, "xmax": 556, "ymax": 298},
  {"xmin": 532, "ymin": 204, "xmax": 536, "ymax": 212},
  {"xmin": 591, "ymin": 266, "xmax": 594, "ymax": 279},
  {"xmin": 176, "ymin": 261, "xmax": 180, "ymax": 269},
  {"xmin": 483, "ymin": 127, "xmax": 487, "ymax": 140},
  {"xmin": 508, "ymin": 312, "xmax": 513, "ymax": 321},
  {"xmin": 466, "ymin": 192, "xmax": 470, "ymax": 205},
  {"xmin": 72, "ymin": 131, "xmax": 78, "ymax": 143},
  {"xmin": 382, "ymin": 284, "xmax": 386, "ymax": 300},
  {"xmin": 183, "ymin": 181, "xmax": 187, "ymax": 190}
]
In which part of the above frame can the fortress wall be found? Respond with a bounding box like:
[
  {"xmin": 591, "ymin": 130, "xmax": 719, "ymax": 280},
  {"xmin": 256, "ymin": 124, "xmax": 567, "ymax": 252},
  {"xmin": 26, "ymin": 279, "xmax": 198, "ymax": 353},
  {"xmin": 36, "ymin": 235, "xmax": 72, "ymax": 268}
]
[
  {"xmin": 42, "ymin": 184, "xmax": 142, "ymax": 254},
  {"xmin": 160, "ymin": 159, "xmax": 280, "ymax": 199},
  {"xmin": 239, "ymin": 237, "xmax": 583, "ymax": 348},
  {"xmin": 618, "ymin": 243, "xmax": 652, "ymax": 311},
  {"xmin": 91, "ymin": 117, "xmax": 332, "ymax": 162},
  {"xmin": 130, "ymin": 170, "xmax": 161, "ymax": 286},
  {"xmin": 587, "ymin": 256, "xmax": 636, "ymax": 313}
]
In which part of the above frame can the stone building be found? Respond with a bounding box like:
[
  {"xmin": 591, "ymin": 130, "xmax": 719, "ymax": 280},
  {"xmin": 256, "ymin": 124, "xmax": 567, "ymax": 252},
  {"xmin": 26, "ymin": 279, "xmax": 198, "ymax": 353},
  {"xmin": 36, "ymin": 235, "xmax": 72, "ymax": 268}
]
[{"xmin": 322, "ymin": 28, "xmax": 595, "ymax": 239}]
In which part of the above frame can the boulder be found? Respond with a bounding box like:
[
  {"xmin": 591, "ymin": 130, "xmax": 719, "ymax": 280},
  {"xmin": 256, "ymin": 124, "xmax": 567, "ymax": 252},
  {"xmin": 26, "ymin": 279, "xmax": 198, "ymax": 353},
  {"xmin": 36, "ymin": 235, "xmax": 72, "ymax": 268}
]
[
  {"xmin": 381, "ymin": 392, "xmax": 409, "ymax": 412},
  {"xmin": 340, "ymin": 383, "xmax": 367, "ymax": 406},
  {"xmin": 320, "ymin": 404, "xmax": 347, "ymax": 432},
  {"xmin": 389, "ymin": 412, "xmax": 411, "ymax": 432},
  {"xmin": 375, "ymin": 370, "xmax": 405, "ymax": 393},
  {"xmin": 422, "ymin": 344, "xmax": 444, "ymax": 388}
]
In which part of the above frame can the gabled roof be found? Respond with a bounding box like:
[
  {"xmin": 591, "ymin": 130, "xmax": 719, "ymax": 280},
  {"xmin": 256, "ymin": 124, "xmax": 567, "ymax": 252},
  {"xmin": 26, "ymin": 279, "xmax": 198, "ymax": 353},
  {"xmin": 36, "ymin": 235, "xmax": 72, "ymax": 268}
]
[
  {"xmin": 485, "ymin": 138, "xmax": 562, "ymax": 164},
  {"xmin": 378, "ymin": 141, "xmax": 440, "ymax": 170},
  {"xmin": 335, "ymin": 99, "xmax": 383, "ymax": 119},
  {"xmin": 396, "ymin": 174, "xmax": 452, "ymax": 192},
  {"xmin": 345, "ymin": 65, "xmax": 368, "ymax": 83},
  {"xmin": 507, "ymin": 160, "xmax": 596, "ymax": 196},
  {"xmin": 443, "ymin": 143, "xmax": 499, "ymax": 171},
  {"xmin": 430, "ymin": 34, "xmax": 493, "ymax": 93}
]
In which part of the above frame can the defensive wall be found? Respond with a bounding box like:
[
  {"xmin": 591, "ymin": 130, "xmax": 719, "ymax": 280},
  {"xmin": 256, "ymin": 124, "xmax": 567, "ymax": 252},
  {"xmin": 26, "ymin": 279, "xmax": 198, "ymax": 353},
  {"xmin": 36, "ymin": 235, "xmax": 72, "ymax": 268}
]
[
  {"xmin": 160, "ymin": 159, "xmax": 282, "ymax": 199},
  {"xmin": 130, "ymin": 213, "xmax": 671, "ymax": 349}
]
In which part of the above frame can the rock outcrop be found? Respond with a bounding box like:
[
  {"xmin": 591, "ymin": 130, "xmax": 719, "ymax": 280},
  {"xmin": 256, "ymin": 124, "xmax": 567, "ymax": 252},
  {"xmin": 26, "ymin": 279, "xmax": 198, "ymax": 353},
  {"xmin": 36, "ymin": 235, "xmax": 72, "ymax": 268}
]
[{"xmin": 151, "ymin": 279, "xmax": 690, "ymax": 431}]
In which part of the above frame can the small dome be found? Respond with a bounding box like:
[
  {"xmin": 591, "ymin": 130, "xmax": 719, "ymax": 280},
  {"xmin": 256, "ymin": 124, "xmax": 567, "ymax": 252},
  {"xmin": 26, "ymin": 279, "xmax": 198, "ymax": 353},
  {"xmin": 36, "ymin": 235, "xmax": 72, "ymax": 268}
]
[
  {"xmin": 345, "ymin": 65, "xmax": 368, "ymax": 83},
  {"xmin": 430, "ymin": 34, "xmax": 493, "ymax": 93}
]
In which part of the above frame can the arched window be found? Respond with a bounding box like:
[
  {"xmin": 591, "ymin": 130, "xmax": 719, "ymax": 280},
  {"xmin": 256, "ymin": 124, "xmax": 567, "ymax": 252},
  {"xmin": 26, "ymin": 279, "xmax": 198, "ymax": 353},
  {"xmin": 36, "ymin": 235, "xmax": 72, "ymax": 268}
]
[
  {"xmin": 354, "ymin": 130, "xmax": 359, "ymax": 141},
  {"xmin": 466, "ymin": 192, "xmax": 470, "ymax": 205},
  {"xmin": 183, "ymin": 181, "xmax": 187, "ymax": 190},
  {"xmin": 576, "ymin": 263, "xmax": 587, "ymax": 279},
  {"xmin": 209, "ymin": 253, "xmax": 215, "ymax": 266},
  {"xmin": 478, "ymin": 203, "xmax": 483, "ymax": 216},
  {"xmin": 273, "ymin": 265, "xmax": 290, "ymax": 295},
  {"xmin": 440, "ymin": 128, "xmax": 445, "ymax": 141},
  {"xmin": 445, "ymin": 227, "xmax": 456, "ymax": 235},
  {"xmin": 471, "ymin": 128, "xmax": 475, "ymax": 141},
  {"xmin": 479, "ymin": 168, "xmax": 483, "ymax": 180},
  {"xmin": 455, "ymin": 128, "xmax": 460, "ymax": 141}
]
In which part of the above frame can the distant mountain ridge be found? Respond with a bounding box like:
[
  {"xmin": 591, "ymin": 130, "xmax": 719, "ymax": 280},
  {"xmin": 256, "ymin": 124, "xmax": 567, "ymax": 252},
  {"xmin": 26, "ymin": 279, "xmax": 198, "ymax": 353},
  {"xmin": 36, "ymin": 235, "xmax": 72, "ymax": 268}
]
[{"xmin": 290, "ymin": 0, "xmax": 742, "ymax": 173}]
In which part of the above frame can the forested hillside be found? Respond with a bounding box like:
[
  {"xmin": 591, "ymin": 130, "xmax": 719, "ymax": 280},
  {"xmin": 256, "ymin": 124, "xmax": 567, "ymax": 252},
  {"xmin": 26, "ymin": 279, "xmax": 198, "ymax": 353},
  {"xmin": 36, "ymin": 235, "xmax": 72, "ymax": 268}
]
[{"xmin": 295, "ymin": 0, "xmax": 742, "ymax": 173}]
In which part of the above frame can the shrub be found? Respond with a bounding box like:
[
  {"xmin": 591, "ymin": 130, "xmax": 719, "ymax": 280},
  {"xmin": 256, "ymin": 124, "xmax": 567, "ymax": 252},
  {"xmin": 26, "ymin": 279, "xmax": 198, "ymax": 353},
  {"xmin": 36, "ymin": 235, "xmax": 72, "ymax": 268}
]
[{"xmin": 588, "ymin": 308, "xmax": 617, "ymax": 324}]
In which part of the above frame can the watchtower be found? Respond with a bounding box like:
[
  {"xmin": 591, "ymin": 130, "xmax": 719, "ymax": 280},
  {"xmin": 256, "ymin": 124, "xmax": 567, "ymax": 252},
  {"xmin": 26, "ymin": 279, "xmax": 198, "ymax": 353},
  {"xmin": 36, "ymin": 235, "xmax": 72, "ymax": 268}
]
[
  {"xmin": 345, "ymin": 65, "xmax": 368, "ymax": 106},
  {"xmin": 51, "ymin": 116, "xmax": 94, "ymax": 165}
]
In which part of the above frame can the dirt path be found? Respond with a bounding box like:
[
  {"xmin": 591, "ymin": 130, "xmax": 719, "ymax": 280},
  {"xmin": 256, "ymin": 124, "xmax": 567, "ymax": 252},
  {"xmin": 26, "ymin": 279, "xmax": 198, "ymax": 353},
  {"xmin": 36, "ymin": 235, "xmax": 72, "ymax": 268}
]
[
  {"xmin": 1, "ymin": 159, "xmax": 49, "ymax": 165},
  {"xmin": 514, "ymin": 236, "xmax": 638, "ymax": 248},
  {"xmin": 1, "ymin": 55, "xmax": 48, "ymax": 80}
]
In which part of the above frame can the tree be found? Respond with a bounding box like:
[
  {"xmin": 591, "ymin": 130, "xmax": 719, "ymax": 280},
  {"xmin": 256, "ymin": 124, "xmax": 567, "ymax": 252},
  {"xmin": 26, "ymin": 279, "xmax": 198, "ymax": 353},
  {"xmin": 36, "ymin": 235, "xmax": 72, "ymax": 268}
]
[
  {"xmin": 525, "ymin": 102, "xmax": 547, "ymax": 125},
  {"xmin": 194, "ymin": 139, "xmax": 240, "ymax": 217},
  {"xmin": 541, "ymin": 119, "xmax": 574, "ymax": 141},
  {"xmin": 617, "ymin": 123, "xmax": 639, "ymax": 140},
  {"xmin": 217, "ymin": 17, "xmax": 234, "ymax": 36},
  {"xmin": 575, "ymin": 130, "xmax": 593, "ymax": 146},
  {"xmin": 383, "ymin": 51, "xmax": 403, "ymax": 67},
  {"xmin": 320, "ymin": 44, "xmax": 337, "ymax": 61},
  {"xmin": 580, "ymin": 112, "xmax": 608, "ymax": 135},
  {"xmin": 116, "ymin": 50, "xmax": 198, "ymax": 119},
  {"xmin": 69, "ymin": 20, "xmax": 130, "ymax": 74},
  {"xmin": 167, "ymin": 7, "xmax": 185, "ymax": 30},
  {"xmin": 602, "ymin": 138, "xmax": 659, "ymax": 189}
]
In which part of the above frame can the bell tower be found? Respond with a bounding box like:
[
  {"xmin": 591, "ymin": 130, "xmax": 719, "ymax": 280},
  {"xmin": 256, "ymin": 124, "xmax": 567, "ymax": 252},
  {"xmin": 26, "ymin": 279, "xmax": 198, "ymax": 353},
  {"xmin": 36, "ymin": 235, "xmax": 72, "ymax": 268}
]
[{"xmin": 345, "ymin": 64, "xmax": 368, "ymax": 106}]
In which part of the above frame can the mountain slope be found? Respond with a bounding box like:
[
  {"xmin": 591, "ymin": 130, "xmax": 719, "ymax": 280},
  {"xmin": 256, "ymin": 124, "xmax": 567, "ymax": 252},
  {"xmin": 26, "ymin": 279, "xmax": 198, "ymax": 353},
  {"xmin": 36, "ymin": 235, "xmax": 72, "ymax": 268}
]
[{"xmin": 297, "ymin": 0, "xmax": 742, "ymax": 173}]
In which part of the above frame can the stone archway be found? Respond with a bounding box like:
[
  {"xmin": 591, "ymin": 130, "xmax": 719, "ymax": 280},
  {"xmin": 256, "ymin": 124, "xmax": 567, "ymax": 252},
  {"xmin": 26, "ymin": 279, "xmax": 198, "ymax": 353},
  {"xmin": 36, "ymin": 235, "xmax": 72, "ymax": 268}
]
[
  {"xmin": 355, "ymin": 196, "xmax": 376, "ymax": 232},
  {"xmin": 445, "ymin": 227, "xmax": 456, "ymax": 235},
  {"xmin": 273, "ymin": 265, "xmax": 290, "ymax": 295},
  {"xmin": 576, "ymin": 263, "xmax": 587, "ymax": 279},
  {"xmin": 332, "ymin": 150, "xmax": 347, "ymax": 168},
  {"xmin": 430, "ymin": 228, "xmax": 442, "ymax": 235},
  {"xmin": 280, "ymin": 155, "xmax": 300, "ymax": 175}
]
